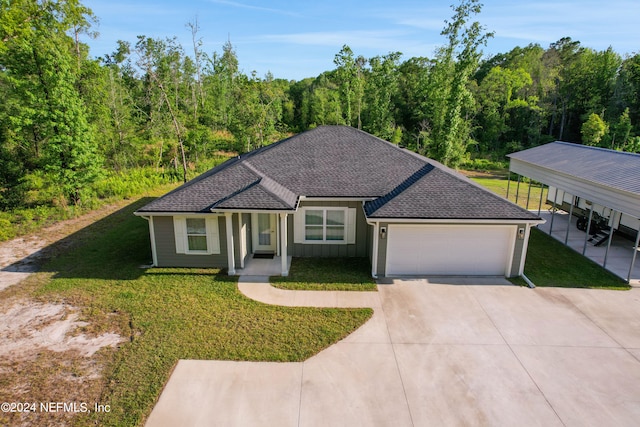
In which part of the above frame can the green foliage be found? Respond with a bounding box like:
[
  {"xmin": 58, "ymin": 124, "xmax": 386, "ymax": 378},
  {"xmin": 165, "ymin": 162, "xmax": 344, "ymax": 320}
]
[
  {"xmin": 581, "ymin": 113, "xmax": 609, "ymax": 146},
  {"xmin": 460, "ymin": 157, "xmax": 508, "ymax": 172},
  {"xmin": 2, "ymin": 0, "xmax": 640, "ymax": 217}
]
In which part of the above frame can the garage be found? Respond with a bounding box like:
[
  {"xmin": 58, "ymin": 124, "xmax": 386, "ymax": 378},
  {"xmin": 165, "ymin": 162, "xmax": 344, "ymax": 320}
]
[{"xmin": 385, "ymin": 224, "xmax": 516, "ymax": 276}]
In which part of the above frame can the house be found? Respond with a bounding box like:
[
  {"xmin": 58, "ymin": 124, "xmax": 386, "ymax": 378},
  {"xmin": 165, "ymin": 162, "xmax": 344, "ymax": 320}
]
[
  {"xmin": 508, "ymin": 141, "xmax": 640, "ymax": 283},
  {"xmin": 135, "ymin": 126, "xmax": 543, "ymax": 278}
]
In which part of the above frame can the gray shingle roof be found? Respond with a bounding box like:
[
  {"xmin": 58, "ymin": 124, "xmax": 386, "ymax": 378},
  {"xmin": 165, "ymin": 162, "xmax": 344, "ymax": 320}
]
[
  {"xmin": 508, "ymin": 141, "xmax": 640, "ymax": 195},
  {"xmin": 137, "ymin": 126, "xmax": 540, "ymax": 221}
]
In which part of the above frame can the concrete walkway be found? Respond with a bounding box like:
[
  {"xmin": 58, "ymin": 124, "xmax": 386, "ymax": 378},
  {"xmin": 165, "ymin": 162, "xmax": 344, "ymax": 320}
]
[{"xmin": 146, "ymin": 277, "xmax": 640, "ymax": 427}]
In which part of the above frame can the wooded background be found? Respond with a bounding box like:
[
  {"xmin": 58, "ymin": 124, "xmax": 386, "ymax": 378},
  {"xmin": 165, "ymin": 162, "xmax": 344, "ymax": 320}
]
[{"xmin": 1, "ymin": 0, "xmax": 639, "ymax": 213}]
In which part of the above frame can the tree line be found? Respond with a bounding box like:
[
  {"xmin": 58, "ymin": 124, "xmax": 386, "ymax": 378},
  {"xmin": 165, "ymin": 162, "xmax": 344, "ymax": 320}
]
[{"xmin": 1, "ymin": 0, "xmax": 639, "ymax": 210}]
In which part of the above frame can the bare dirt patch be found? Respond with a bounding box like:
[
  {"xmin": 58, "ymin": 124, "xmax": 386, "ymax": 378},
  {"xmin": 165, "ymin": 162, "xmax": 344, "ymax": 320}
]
[
  {"xmin": 0, "ymin": 200, "xmax": 136, "ymax": 427},
  {"xmin": 0, "ymin": 300, "xmax": 124, "ymax": 360}
]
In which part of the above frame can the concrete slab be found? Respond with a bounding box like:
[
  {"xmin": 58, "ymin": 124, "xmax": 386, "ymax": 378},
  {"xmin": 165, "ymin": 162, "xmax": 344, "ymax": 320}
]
[
  {"xmin": 471, "ymin": 286, "xmax": 620, "ymax": 347},
  {"xmin": 379, "ymin": 281, "xmax": 504, "ymax": 345},
  {"xmin": 553, "ymin": 287, "xmax": 640, "ymax": 348},
  {"xmin": 299, "ymin": 342, "xmax": 412, "ymax": 427},
  {"xmin": 340, "ymin": 310, "xmax": 390, "ymax": 344},
  {"xmin": 394, "ymin": 343, "xmax": 562, "ymax": 426},
  {"xmin": 147, "ymin": 278, "xmax": 640, "ymax": 427},
  {"xmin": 513, "ymin": 345, "xmax": 640, "ymax": 427},
  {"xmin": 238, "ymin": 276, "xmax": 380, "ymax": 308},
  {"xmin": 145, "ymin": 360, "xmax": 302, "ymax": 427}
]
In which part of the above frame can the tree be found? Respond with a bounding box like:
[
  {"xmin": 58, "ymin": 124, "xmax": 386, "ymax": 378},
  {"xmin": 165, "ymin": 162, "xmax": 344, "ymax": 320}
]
[
  {"xmin": 581, "ymin": 113, "xmax": 608, "ymax": 146},
  {"xmin": 363, "ymin": 52, "xmax": 402, "ymax": 140},
  {"xmin": 333, "ymin": 45, "xmax": 365, "ymax": 128},
  {"xmin": 422, "ymin": 0, "xmax": 493, "ymax": 167},
  {"xmin": 0, "ymin": 0, "xmax": 102, "ymax": 204}
]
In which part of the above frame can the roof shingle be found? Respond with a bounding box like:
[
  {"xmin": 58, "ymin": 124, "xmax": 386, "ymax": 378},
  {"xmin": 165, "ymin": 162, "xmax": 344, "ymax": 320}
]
[{"xmin": 137, "ymin": 125, "xmax": 540, "ymax": 221}]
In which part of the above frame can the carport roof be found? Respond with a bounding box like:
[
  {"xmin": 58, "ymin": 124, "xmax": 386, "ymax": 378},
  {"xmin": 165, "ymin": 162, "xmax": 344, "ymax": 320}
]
[{"xmin": 508, "ymin": 142, "xmax": 640, "ymax": 196}]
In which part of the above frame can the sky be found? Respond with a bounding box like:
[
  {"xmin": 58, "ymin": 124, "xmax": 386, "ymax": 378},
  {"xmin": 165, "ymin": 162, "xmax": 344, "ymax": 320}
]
[{"xmin": 82, "ymin": 0, "xmax": 640, "ymax": 81}]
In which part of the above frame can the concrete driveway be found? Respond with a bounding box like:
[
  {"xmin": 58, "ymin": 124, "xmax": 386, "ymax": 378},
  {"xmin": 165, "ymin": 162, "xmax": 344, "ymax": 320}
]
[{"xmin": 146, "ymin": 278, "xmax": 640, "ymax": 426}]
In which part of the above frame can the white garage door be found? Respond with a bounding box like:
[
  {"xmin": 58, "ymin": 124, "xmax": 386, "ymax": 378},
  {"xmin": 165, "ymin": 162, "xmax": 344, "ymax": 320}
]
[{"xmin": 386, "ymin": 224, "xmax": 515, "ymax": 276}]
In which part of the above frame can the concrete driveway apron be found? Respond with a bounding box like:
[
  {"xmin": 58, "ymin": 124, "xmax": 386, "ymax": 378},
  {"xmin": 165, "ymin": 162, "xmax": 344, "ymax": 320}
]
[{"xmin": 146, "ymin": 277, "xmax": 640, "ymax": 427}]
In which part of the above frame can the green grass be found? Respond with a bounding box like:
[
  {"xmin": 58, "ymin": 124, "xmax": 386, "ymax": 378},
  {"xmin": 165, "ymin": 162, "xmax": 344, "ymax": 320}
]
[
  {"xmin": 518, "ymin": 228, "xmax": 630, "ymax": 289},
  {"xmin": 470, "ymin": 174, "xmax": 548, "ymax": 210},
  {"xmin": 26, "ymin": 199, "xmax": 372, "ymax": 426},
  {"xmin": 271, "ymin": 258, "xmax": 377, "ymax": 291}
]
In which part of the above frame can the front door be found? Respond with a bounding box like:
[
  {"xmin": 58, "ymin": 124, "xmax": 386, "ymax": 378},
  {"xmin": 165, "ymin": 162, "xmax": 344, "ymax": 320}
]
[{"xmin": 252, "ymin": 213, "xmax": 276, "ymax": 253}]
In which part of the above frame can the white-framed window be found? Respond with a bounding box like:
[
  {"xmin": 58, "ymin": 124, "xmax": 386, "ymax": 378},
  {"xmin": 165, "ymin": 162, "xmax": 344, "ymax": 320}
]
[
  {"xmin": 173, "ymin": 216, "xmax": 221, "ymax": 255},
  {"xmin": 295, "ymin": 207, "xmax": 356, "ymax": 244}
]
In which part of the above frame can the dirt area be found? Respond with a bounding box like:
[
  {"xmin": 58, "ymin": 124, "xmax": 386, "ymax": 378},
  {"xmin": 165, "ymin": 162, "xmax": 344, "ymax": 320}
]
[
  {"xmin": 0, "ymin": 301, "xmax": 124, "ymax": 360},
  {"xmin": 0, "ymin": 201, "xmax": 132, "ymax": 426}
]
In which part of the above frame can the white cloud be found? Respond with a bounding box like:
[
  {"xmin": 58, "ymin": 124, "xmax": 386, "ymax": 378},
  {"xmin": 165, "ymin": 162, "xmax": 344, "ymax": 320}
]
[{"xmin": 208, "ymin": 0, "xmax": 300, "ymax": 17}]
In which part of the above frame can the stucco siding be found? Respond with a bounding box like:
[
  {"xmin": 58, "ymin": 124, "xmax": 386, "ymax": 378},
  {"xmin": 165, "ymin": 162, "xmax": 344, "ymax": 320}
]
[{"xmin": 153, "ymin": 216, "xmax": 228, "ymax": 268}]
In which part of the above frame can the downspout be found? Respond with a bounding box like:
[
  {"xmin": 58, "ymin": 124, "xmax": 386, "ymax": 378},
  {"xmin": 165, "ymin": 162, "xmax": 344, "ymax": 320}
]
[
  {"xmin": 365, "ymin": 215, "xmax": 379, "ymax": 279},
  {"xmin": 140, "ymin": 216, "xmax": 158, "ymax": 267},
  {"xmin": 521, "ymin": 274, "xmax": 536, "ymax": 289}
]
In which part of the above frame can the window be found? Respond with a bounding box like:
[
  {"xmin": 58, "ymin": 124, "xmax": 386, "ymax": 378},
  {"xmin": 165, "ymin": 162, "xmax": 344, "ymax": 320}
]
[
  {"xmin": 186, "ymin": 218, "xmax": 208, "ymax": 252},
  {"xmin": 173, "ymin": 216, "xmax": 221, "ymax": 255},
  {"xmin": 304, "ymin": 208, "xmax": 346, "ymax": 243}
]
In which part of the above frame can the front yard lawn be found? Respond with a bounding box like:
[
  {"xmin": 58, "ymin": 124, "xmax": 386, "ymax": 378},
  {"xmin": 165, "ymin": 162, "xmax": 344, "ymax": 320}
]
[
  {"xmin": 517, "ymin": 228, "xmax": 630, "ymax": 289},
  {"xmin": 271, "ymin": 257, "xmax": 377, "ymax": 291},
  {"xmin": 0, "ymin": 198, "xmax": 372, "ymax": 427}
]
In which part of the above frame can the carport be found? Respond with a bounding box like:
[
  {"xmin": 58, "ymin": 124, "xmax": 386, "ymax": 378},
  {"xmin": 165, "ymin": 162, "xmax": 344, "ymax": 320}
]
[{"xmin": 508, "ymin": 142, "xmax": 640, "ymax": 284}]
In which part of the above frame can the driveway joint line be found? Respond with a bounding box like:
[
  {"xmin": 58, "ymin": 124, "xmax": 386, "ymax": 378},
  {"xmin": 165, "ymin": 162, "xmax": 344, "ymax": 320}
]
[
  {"xmin": 377, "ymin": 286, "xmax": 415, "ymax": 427},
  {"xmin": 469, "ymin": 288, "xmax": 567, "ymax": 427}
]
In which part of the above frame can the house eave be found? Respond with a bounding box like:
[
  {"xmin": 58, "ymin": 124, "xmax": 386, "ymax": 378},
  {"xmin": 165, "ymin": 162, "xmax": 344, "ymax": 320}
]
[{"xmin": 364, "ymin": 217, "xmax": 546, "ymax": 225}]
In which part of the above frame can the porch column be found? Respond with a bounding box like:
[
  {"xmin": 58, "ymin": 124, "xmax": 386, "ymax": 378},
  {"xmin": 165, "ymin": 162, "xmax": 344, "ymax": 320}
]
[
  {"xmin": 628, "ymin": 224, "xmax": 640, "ymax": 283},
  {"xmin": 371, "ymin": 222, "xmax": 379, "ymax": 278},
  {"xmin": 225, "ymin": 212, "xmax": 236, "ymax": 275},
  {"xmin": 280, "ymin": 213, "xmax": 289, "ymax": 276}
]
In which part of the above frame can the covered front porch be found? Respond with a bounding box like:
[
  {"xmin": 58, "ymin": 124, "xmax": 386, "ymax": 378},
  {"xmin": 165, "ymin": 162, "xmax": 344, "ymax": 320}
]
[
  {"xmin": 220, "ymin": 211, "xmax": 291, "ymax": 277},
  {"xmin": 236, "ymin": 254, "xmax": 293, "ymax": 276}
]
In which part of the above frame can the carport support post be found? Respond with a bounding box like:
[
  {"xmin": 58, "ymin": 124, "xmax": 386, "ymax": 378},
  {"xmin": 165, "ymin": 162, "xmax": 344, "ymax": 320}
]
[
  {"xmin": 537, "ymin": 183, "xmax": 545, "ymax": 216},
  {"xmin": 525, "ymin": 179, "xmax": 532, "ymax": 210},
  {"xmin": 565, "ymin": 195, "xmax": 575, "ymax": 245},
  {"xmin": 628, "ymin": 225, "xmax": 640, "ymax": 283},
  {"xmin": 549, "ymin": 188, "xmax": 559, "ymax": 235},
  {"xmin": 506, "ymin": 172, "xmax": 511, "ymax": 200},
  {"xmin": 514, "ymin": 175, "xmax": 521, "ymax": 206},
  {"xmin": 603, "ymin": 210, "xmax": 617, "ymax": 268},
  {"xmin": 582, "ymin": 204, "xmax": 594, "ymax": 256}
]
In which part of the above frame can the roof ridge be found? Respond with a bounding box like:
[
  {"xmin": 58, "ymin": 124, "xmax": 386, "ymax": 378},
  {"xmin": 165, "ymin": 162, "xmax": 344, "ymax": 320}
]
[
  {"xmin": 242, "ymin": 161, "xmax": 298, "ymax": 208},
  {"xmin": 365, "ymin": 164, "xmax": 434, "ymax": 216},
  {"xmin": 209, "ymin": 179, "xmax": 262, "ymax": 210}
]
